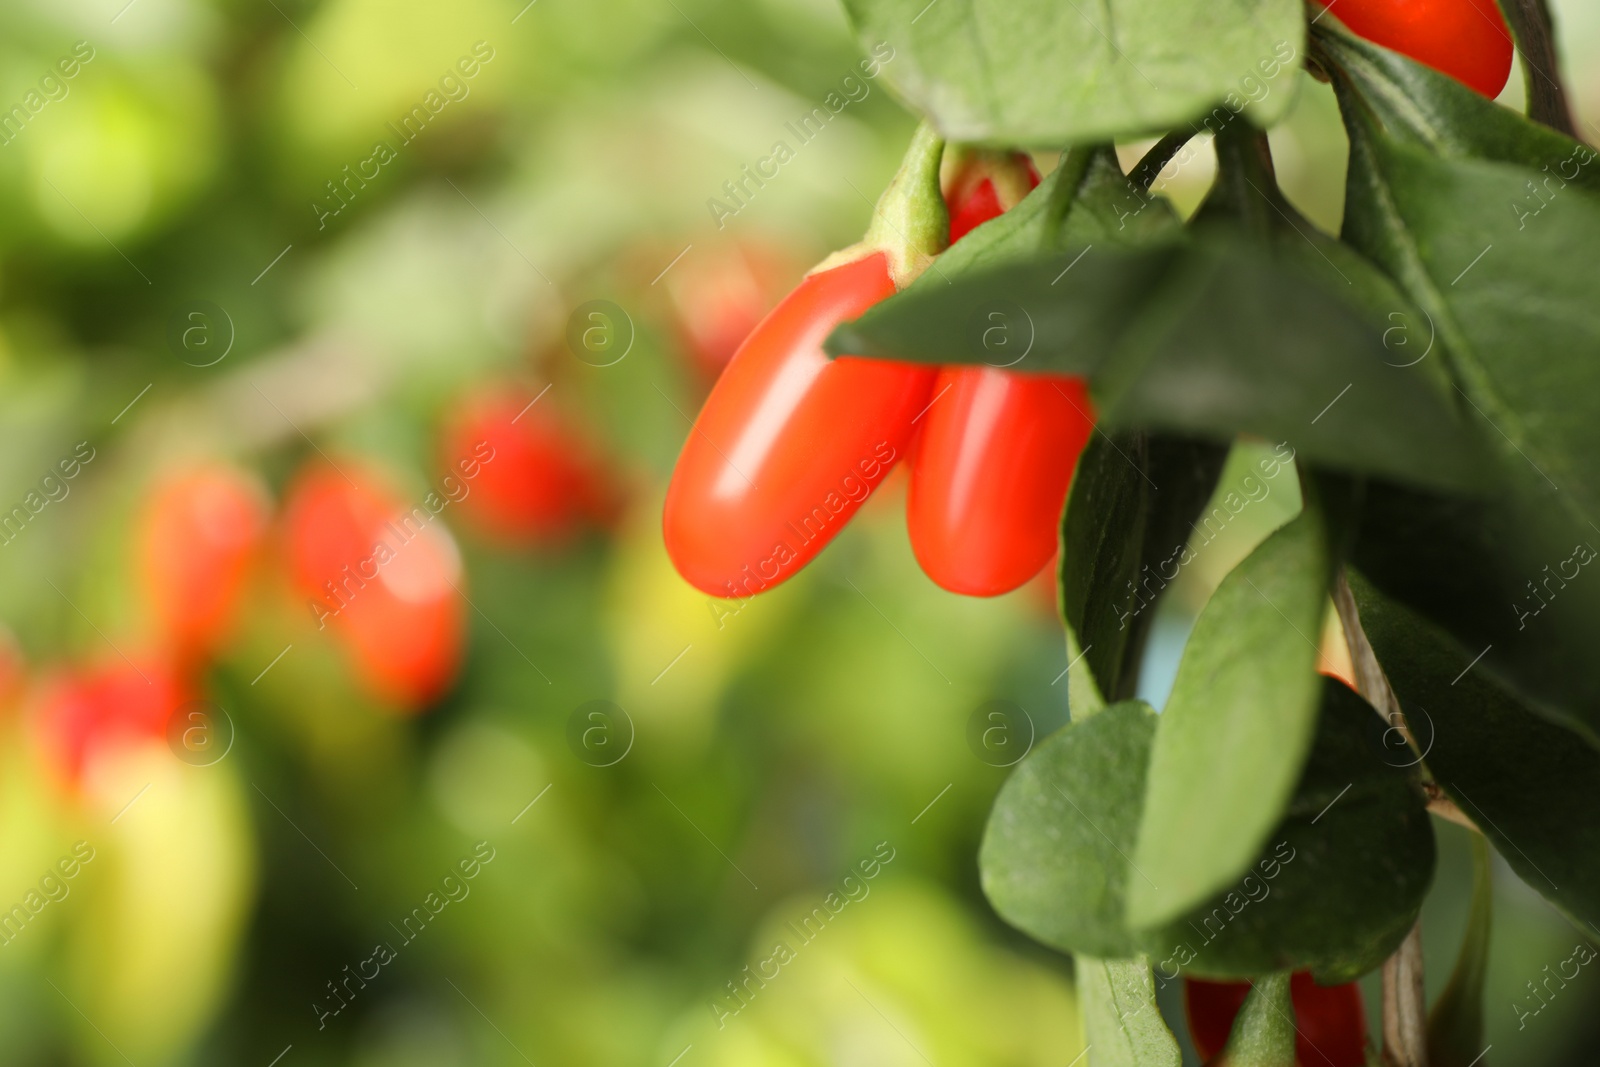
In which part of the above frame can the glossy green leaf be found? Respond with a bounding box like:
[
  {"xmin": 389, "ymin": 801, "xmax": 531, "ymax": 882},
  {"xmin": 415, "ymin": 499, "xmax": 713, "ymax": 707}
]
[
  {"xmin": 826, "ymin": 236, "xmax": 1492, "ymax": 494},
  {"xmin": 1135, "ymin": 680, "xmax": 1435, "ymax": 982},
  {"xmin": 1077, "ymin": 956, "xmax": 1182, "ymax": 1067},
  {"xmin": 980, "ymin": 700, "xmax": 1156, "ymax": 959},
  {"xmin": 1128, "ymin": 505, "xmax": 1330, "ymax": 928},
  {"xmin": 1059, "ymin": 433, "xmax": 1228, "ymax": 708},
  {"xmin": 1349, "ymin": 572, "xmax": 1600, "ymax": 929},
  {"xmin": 841, "ymin": 0, "xmax": 1303, "ymax": 145},
  {"xmin": 1221, "ymin": 973, "xmax": 1295, "ymax": 1067}
]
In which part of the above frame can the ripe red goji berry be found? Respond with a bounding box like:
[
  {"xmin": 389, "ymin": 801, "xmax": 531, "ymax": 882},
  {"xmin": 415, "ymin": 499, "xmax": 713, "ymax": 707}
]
[
  {"xmin": 909, "ymin": 152, "xmax": 1097, "ymax": 597},
  {"xmin": 664, "ymin": 125, "xmax": 949, "ymax": 598},
  {"xmin": 137, "ymin": 462, "xmax": 270, "ymax": 664},
  {"xmin": 441, "ymin": 387, "xmax": 620, "ymax": 547},
  {"xmin": 33, "ymin": 656, "xmax": 189, "ymax": 786},
  {"xmin": 282, "ymin": 461, "xmax": 465, "ymax": 710},
  {"xmin": 1314, "ymin": 0, "xmax": 1513, "ymax": 98}
]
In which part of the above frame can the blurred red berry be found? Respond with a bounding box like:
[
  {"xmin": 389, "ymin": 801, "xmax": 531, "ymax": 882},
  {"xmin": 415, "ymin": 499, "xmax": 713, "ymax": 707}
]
[
  {"xmin": 944, "ymin": 149, "xmax": 1040, "ymax": 243},
  {"xmin": 1186, "ymin": 972, "xmax": 1368, "ymax": 1066},
  {"xmin": 281, "ymin": 461, "xmax": 465, "ymax": 710},
  {"xmin": 441, "ymin": 388, "xmax": 620, "ymax": 547},
  {"xmin": 34, "ymin": 656, "xmax": 188, "ymax": 785},
  {"xmin": 138, "ymin": 462, "xmax": 270, "ymax": 664},
  {"xmin": 664, "ymin": 240, "xmax": 795, "ymax": 378}
]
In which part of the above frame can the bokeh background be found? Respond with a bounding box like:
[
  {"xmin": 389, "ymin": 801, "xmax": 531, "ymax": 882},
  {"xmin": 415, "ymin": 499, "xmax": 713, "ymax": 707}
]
[{"xmin": 0, "ymin": 0, "xmax": 1596, "ymax": 1064}]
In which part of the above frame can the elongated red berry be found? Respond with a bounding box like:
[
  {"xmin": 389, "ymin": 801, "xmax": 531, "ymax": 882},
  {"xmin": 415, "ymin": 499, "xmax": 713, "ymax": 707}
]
[
  {"xmin": 664, "ymin": 126, "xmax": 949, "ymax": 598},
  {"xmin": 441, "ymin": 387, "xmax": 619, "ymax": 547},
  {"xmin": 1314, "ymin": 0, "xmax": 1514, "ymax": 98},
  {"xmin": 282, "ymin": 461, "xmax": 465, "ymax": 710},
  {"xmin": 138, "ymin": 462, "xmax": 270, "ymax": 663}
]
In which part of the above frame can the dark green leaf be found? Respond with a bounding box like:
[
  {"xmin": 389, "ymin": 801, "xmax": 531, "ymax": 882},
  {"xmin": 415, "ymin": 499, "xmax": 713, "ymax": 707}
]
[
  {"xmin": 1136, "ymin": 679, "xmax": 1435, "ymax": 982},
  {"xmin": 1350, "ymin": 572, "xmax": 1600, "ymax": 930},
  {"xmin": 1221, "ymin": 973, "xmax": 1295, "ymax": 1067},
  {"xmin": 1331, "ymin": 477, "xmax": 1600, "ymax": 746},
  {"xmin": 1129, "ymin": 505, "xmax": 1330, "ymax": 928},
  {"xmin": 980, "ymin": 700, "xmax": 1157, "ymax": 958},
  {"xmin": 1058, "ymin": 432, "xmax": 1228, "ymax": 708},
  {"xmin": 826, "ymin": 236, "xmax": 1493, "ymax": 494},
  {"xmin": 982, "ymin": 685, "xmax": 1434, "ymax": 979},
  {"xmin": 1076, "ymin": 956, "xmax": 1182, "ymax": 1067},
  {"xmin": 840, "ymin": 0, "xmax": 1303, "ymax": 145}
]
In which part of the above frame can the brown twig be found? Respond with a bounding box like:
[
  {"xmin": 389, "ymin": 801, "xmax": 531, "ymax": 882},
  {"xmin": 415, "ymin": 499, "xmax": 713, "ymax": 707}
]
[
  {"xmin": 1501, "ymin": 0, "xmax": 1579, "ymax": 138},
  {"xmin": 1331, "ymin": 569, "xmax": 1431, "ymax": 1067},
  {"xmin": 1382, "ymin": 925, "xmax": 1430, "ymax": 1067}
]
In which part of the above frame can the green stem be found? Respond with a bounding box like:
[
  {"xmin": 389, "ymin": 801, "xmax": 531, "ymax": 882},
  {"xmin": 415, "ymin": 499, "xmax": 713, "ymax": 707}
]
[{"xmin": 1221, "ymin": 973, "xmax": 1297, "ymax": 1066}]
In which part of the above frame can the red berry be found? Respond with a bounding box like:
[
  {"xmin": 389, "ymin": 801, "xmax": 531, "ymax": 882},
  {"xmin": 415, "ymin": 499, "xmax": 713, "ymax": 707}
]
[
  {"xmin": 1186, "ymin": 973, "xmax": 1367, "ymax": 1067},
  {"xmin": 909, "ymin": 156, "xmax": 1089, "ymax": 597},
  {"xmin": 1314, "ymin": 0, "xmax": 1514, "ymax": 98},
  {"xmin": 33, "ymin": 656, "xmax": 189, "ymax": 785},
  {"xmin": 909, "ymin": 371, "xmax": 1095, "ymax": 596},
  {"xmin": 949, "ymin": 178, "xmax": 1004, "ymax": 243},
  {"xmin": 664, "ymin": 240, "xmax": 795, "ymax": 378},
  {"xmin": 137, "ymin": 462, "xmax": 270, "ymax": 664},
  {"xmin": 664, "ymin": 251, "xmax": 935, "ymax": 598},
  {"xmin": 281, "ymin": 461, "xmax": 465, "ymax": 710},
  {"xmin": 944, "ymin": 150, "xmax": 1041, "ymax": 242},
  {"xmin": 441, "ymin": 388, "xmax": 620, "ymax": 547}
]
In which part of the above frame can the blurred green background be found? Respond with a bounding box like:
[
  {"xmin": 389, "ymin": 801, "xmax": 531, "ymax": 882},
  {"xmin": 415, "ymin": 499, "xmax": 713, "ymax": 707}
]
[{"xmin": 0, "ymin": 0, "xmax": 1596, "ymax": 1064}]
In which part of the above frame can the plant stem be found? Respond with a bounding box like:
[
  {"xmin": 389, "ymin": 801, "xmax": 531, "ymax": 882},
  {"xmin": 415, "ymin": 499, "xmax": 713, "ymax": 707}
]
[
  {"xmin": 1382, "ymin": 924, "xmax": 1430, "ymax": 1067},
  {"xmin": 1129, "ymin": 132, "xmax": 1193, "ymax": 192},
  {"xmin": 1330, "ymin": 569, "xmax": 1404, "ymax": 728},
  {"xmin": 1331, "ymin": 569, "xmax": 1431, "ymax": 1067},
  {"xmin": 1500, "ymin": 0, "xmax": 1579, "ymax": 138}
]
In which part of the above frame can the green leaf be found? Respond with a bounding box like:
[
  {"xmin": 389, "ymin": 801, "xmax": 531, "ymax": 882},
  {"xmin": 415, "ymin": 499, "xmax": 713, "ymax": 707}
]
[
  {"xmin": 841, "ymin": 0, "xmax": 1303, "ymax": 145},
  {"xmin": 1331, "ymin": 42, "xmax": 1600, "ymax": 534},
  {"xmin": 1128, "ymin": 504, "xmax": 1331, "ymax": 928},
  {"xmin": 982, "ymin": 684, "xmax": 1434, "ymax": 980},
  {"xmin": 1349, "ymin": 572, "xmax": 1600, "ymax": 930},
  {"xmin": 980, "ymin": 700, "xmax": 1157, "ymax": 958},
  {"xmin": 1312, "ymin": 22, "xmax": 1600, "ymax": 188},
  {"xmin": 1331, "ymin": 477, "xmax": 1600, "ymax": 746},
  {"xmin": 1076, "ymin": 956, "xmax": 1182, "ymax": 1067},
  {"xmin": 1427, "ymin": 835, "xmax": 1493, "ymax": 1067},
  {"xmin": 826, "ymin": 236, "xmax": 1493, "ymax": 494},
  {"xmin": 1220, "ymin": 974, "xmax": 1296, "ymax": 1067},
  {"xmin": 1136, "ymin": 679, "xmax": 1435, "ymax": 982},
  {"xmin": 1059, "ymin": 432, "xmax": 1229, "ymax": 708}
]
